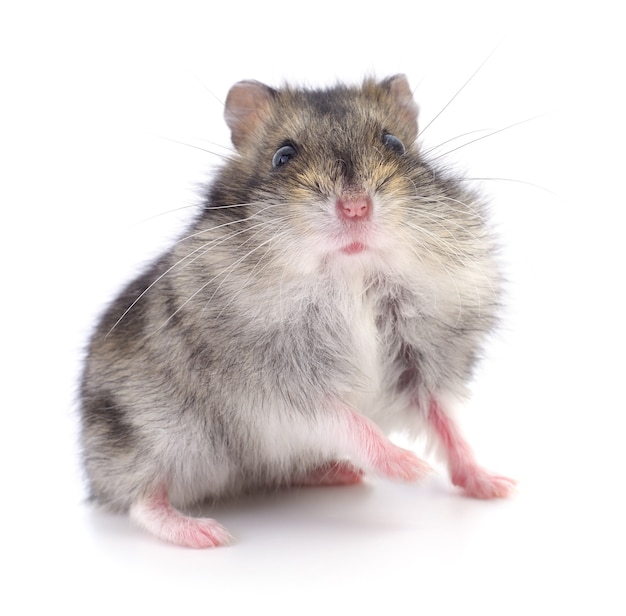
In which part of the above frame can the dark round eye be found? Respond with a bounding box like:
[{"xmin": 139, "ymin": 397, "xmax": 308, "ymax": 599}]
[
  {"xmin": 272, "ymin": 144, "xmax": 297, "ymax": 168},
  {"xmin": 382, "ymin": 133, "xmax": 405, "ymax": 155}
]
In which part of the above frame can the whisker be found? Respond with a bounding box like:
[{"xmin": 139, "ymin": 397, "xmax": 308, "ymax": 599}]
[
  {"xmin": 202, "ymin": 221, "xmax": 288, "ymax": 308},
  {"xmin": 134, "ymin": 198, "xmax": 271, "ymax": 227},
  {"xmin": 402, "ymin": 219, "xmax": 471, "ymax": 262},
  {"xmin": 429, "ymin": 113, "xmax": 550, "ymax": 163},
  {"xmin": 401, "ymin": 208, "xmax": 485, "ymax": 242},
  {"xmin": 173, "ymin": 202, "xmax": 277, "ymax": 245},
  {"xmin": 405, "ymin": 194, "xmax": 485, "ymax": 221},
  {"xmin": 420, "ymin": 128, "xmax": 495, "ymax": 157},
  {"xmin": 400, "ymin": 214, "xmax": 497, "ymax": 307},
  {"xmin": 456, "ymin": 176, "xmax": 557, "ymax": 195},
  {"xmin": 189, "ymin": 74, "xmax": 270, "ymax": 164},
  {"xmin": 181, "ymin": 218, "xmax": 280, "ymax": 285},
  {"xmin": 212, "ymin": 225, "xmax": 295, "ymax": 321},
  {"xmin": 133, "ymin": 203, "xmax": 200, "ymax": 225},
  {"xmin": 159, "ymin": 226, "xmax": 291, "ymax": 332},
  {"xmin": 417, "ymin": 46, "xmax": 498, "ymax": 140},
  {"xmin": 400, "ymin": 220, "xmax": 493, "ymax": 327},
  {"xmin": 397, "ymin": 224, "xmax": 465, "ymax": 323},
  {"xmin": 191, "ymin": 72, "xmax": 227, "ymax": 109},
  {"xmin": 196, "ymin": 137, "xmax": 236, "ymax": 156},
  {"xmin": 151, "ymin": 134, "xmax": 232, "ymax": 161},
  {"xmin": 104, "ymin": 240, "xmax": 210, "ymax": 338},
  {"xmin": 106, "ymin": 205, "xmax": 279, "ymax": 335}
]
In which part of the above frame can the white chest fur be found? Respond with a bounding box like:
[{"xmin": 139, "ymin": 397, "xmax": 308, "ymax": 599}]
[{"xmin": 337, "ymin": 273, "xmax": 384, "ymax": 414}]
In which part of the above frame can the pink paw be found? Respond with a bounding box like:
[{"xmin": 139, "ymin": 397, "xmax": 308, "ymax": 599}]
[
  {"xmin": 377, "ymin": 444, "xmax": 433, "ymax": 482},
  {"xmin": 341, "ymin": 404, "xmax": 432, "ymax": 482},
  {"xmin": 453, "ymin": 467, "xmax": 517, "ymax": 499},
  {"xmin": 129, "ymin": 486, "xmax": 233, "ymax": 548},
  {"xmin": 296, "ymin": 461, "xmax": 365, "ymax": 487},
  {"xmin": 170, "ymin": 516, "xmax": 234, "ymax": 549}
]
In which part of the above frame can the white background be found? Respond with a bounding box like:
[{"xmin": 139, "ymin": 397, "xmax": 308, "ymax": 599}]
[{"xmin": 2, "ymin": 1, "xmax": 625, "ymax": 614}]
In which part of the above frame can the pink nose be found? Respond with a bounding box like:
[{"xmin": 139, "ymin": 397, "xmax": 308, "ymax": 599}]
[{"xmin": 337, "ymin": 197, "xmax": 371, "ymax": 219}]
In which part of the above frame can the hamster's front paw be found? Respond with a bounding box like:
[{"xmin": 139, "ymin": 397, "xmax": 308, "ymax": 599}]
[{"xmin": 340, "ymin": 404, "xmax": 432, "ymax": 482}]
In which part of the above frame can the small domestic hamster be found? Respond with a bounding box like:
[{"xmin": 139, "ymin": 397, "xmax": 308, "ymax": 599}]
[{"xmin": 80, "ymin": 74, "xmax": 515, "ymax": 548}]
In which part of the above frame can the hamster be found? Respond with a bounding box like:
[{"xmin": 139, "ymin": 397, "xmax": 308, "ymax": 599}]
[{"xmin": 80, "ymin": 74, "xmax": 515, "ymax": 548}]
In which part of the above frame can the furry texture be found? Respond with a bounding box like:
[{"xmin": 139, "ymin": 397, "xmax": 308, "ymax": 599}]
[{"xmin": 80, "ymin": 75, "xmax": 514, "ymax": 547}]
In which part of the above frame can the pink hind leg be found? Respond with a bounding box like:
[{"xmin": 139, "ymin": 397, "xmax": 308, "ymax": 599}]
[
  {"xmin": 129, "ymin": 485, "xmax": 232, "ymax": 548},
  {"xmin": 428, "ymin": 399, "xmax": 516, "ymax": 499},
  {"xmin": 295, "ymin": 460, "xmax": 365, "ymax": 487}
]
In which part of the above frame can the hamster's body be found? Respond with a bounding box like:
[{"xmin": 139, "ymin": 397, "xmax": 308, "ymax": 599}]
[{"xmin": 80, "ymin": 75, "xmax": 514, "ymax": 548}]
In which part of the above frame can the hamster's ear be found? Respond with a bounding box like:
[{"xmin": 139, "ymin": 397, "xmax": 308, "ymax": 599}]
[
  {"xmin": 224, "ymin": 80, "xmax": 276, "ymax": 149},
  {"xmin": 380, "ymin": 74, "xmax": 419, "ymax": 141}
]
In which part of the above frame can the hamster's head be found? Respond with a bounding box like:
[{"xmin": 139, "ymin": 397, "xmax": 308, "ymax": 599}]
[{"xmin": 209, "ymin": 75, "xmax": 484, "ymax": 278}]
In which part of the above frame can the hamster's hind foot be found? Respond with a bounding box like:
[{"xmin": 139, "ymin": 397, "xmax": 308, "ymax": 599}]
[
  {"xmin": 452, "ymin": 467, "xmax": 517, "ymax": 499},
  {"xmin": 294, "ymin": 460, "xmax": 365, "ymax": 487},
  {"xmin": 129, "ymin": 485, "xmax": 233, "ymax": 548}
]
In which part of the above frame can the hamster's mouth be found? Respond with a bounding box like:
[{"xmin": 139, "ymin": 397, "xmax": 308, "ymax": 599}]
[
  {"xmin": 341, "ymin": 241, "xmax": 367, "ymax": 254},
  {"xmin": 336, "ymin": 223, "xmax": 371, "ymax": 255}
]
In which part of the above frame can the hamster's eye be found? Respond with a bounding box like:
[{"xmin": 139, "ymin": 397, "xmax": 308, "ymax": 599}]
[
  {"xmin": 272, "ymin": 144, "xmax": 297, "ymax": 168},
  {"xmin": 382, "ymin": 133, "xmax": 405, "ymax": 155}
]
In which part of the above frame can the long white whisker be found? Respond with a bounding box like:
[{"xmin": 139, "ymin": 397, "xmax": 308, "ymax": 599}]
[
  {"xmin": 202, "ymin": 222, "xmax": 289, "ymax": 312},
  {"xmin": 421, "ymin": 128, "xmax": 495, "ymax": 157},
  {"xmin": 398, "ymin": 224, "xmax": 465, "ymax": 324},
  {"xmin": 104, "ymin": 240, "xmax": 211, "ymax": 338},
  {"xmin": 401, "ymin": 214, "xmax": 499, "ymax": 315},
  {"xmin": 212, "ymin": 225, "xmax": 295, "ymax": 321},
  {"xmin": 174, "ymin": 202, "xmax": 275, "ymax": 242},
  {"xmin": 456, "ymin": 176, "xmax": 556, "ymax": 195},
  {"xmin": 405, "ymin": 194, "xmax": 485, "ymax": 224},
  {"xmin": 106, "ymin": 205, "xmax": 278, "ymax": 335},
  {"xmin": 157, "ymin": 227, "xmax": 291, "ymax": 332},
  {"xmin": 417, "ymin": 47, "xmax": 498, "ymax": 140},
  {"xmin": 150, "ymin": 134, "xmax": 232, "ymax": 161},
  {"xmin": 429, "ymin": 113, "xmax": 549, "ymax": 163}
]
